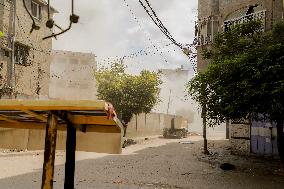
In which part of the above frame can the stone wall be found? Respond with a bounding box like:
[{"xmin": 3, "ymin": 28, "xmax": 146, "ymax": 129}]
[
  {"xmin": 230, "ymin": 122, "xmax": 251, "ymax": 155},
  {"xmin": 0, "ymin": 0, "xmax": 54, "ymax": 98}
]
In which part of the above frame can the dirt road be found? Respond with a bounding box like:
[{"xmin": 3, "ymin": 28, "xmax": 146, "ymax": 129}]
[{"xmin": 0, "ymin": 136, "xmax": 283, "ymax": 189}]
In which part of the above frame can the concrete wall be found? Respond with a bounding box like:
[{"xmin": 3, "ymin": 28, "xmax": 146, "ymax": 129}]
[
  {"xmin": 50, "ymin": 50, "xmax": 97, "ymax": 100},
  {"xmin": 0, "ymin": 112, "xmax": 187, "ymax": 152},
  {"xmin": 0, "ymin": 0, "xmax": 54, "ymax": 98},
  {"xmin": 0, "ymin": 128, "xmax": 122, "ymax": 154},
  {"xmin": 126, "ymin": 113, "xmax": 188, "ymax": 138}
]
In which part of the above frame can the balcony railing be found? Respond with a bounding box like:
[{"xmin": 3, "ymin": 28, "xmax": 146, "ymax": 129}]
[{"xmin": 223, "ymin": 10, "xmax": 266, "ymax": 31}]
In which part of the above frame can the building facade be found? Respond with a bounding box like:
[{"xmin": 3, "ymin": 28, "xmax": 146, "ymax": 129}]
[
  {"xmin": 0, "ymin": 0, "xmax": 56, "ymax": 99},
  {"xmin": 50, "ymin": 50, "xmax": 97, "ymax": 100},
  {"xmin": 197, "ymin": 0, "xmax": 284, "ymax": 156},
  {"xmin": 196, "ymin": 0, "xmax": 284, "ymax": 71}
]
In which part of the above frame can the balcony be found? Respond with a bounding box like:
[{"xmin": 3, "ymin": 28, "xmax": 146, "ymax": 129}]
[{"xmin": 223, "ymin": 10, "xmax": 266, "ymax": 32}]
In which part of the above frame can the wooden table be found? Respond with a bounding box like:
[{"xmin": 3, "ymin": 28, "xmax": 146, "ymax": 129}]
[{"xmin": 0, "ymin": 100, "xmax": 123, "ymax": 189}]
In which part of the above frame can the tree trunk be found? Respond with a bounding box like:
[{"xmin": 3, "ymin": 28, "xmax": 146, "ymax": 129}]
[
  {"xmin": 276, "ymin": 119, "xmax": 284, "ymax": 168},
  {"xmin": 123, "ymin": 125, "xmax": 127, "ymax": 137},
  {"xmin": 202, "ymin": 106, "xmax": 209, "ymax": 155}
]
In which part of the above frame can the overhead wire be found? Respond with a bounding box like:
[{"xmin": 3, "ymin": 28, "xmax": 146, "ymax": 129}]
[
  {"xmin": 121, "ymin": 0, "xmax": 171, "ymax": 68},
  {"xmin": 138, "ymin": 0, "xmax": 197, "ymax": 73},
  {"xmin": 97, "ymin": 42, "xmax": 173, "ymax": 67}
]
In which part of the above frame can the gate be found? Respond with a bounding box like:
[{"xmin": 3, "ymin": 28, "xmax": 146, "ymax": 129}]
[{"xmin": 251, "ymin": 120, "xmax": 278, "ymax": 156}]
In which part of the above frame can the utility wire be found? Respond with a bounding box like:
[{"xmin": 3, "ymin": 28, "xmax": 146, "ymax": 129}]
[
  {"xmin": 122, "ymin": 0, "xmax": 171, "ymax": 66},
  {"xmin": 138, "ymin": 0, "xmax": 197, "ymax": 73},
  {"xmin": 139, "ymin": 0, "xmax": 181, "ymax": 48},
  {"xmin": 98, "ymin": 42, "xmax": 173, "ymax": 66}
]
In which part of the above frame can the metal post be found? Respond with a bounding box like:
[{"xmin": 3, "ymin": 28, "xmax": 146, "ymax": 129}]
[
  {"xmin": 7, "ymin": 0, "xmax": 16, "ymax": 97},
  {"xmin": 41, "ymin": 113, "xmax": 58, "ymax": 189},
  {"xmin": 64, "ymin": 122, "xmax": 77, "ymax": 189},
  {"xmin": 11, "ymin": 0, "xmax": 15, "ymax": 91}
]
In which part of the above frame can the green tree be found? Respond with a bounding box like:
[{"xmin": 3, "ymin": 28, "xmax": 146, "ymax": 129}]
[
  {"xmin": 95, "ymin": 63, "xmax": 162, "ymax": 136},
  {"xmin": 187, "ymin": 21, "xmax": 284, "ymax": 165}
]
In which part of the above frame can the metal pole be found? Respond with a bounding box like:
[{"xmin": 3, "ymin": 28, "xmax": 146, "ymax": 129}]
[
  {"xmin": 41, "ymin": 113, "xmax": 58, "ymax": 189},
  {"xmin": 64, "ymin": 122, "xmax": 77, "ymax": 189},
  {"xmin": 10, "ymin": 0, "xmax": 16, "ymax": 96},
  {"xmin": 166, "ymin": 89, "xmax": 172, "ymax": 114}
]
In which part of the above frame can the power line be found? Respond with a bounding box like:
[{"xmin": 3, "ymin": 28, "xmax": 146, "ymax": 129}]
[
  {"xmin": 97, "ymin": 42, "xmax": 173, "ymax": 66},
  {"xmin": 138, "ymin": 0, "xmax": 197, "ymax": 73},
  {"xmin": 122, "ymin": 0, "xmax": 171, "ymax": 66}
]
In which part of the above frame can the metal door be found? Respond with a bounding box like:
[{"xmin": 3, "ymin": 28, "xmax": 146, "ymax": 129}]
[{"xmin": 251, "ymin": 120, "xmax": 278, "ymax": 156}]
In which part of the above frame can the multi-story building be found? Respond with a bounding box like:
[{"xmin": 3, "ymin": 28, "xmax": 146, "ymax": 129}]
[
  {"xmin": 50, "ymin": 50, "xmax": 97, "ymax": 100},
  {"xmin": 0, "ymin": 0, "xmax": 57, "ymax": 99},
  {"xmin": 196, "ymin": 0, "xmax": 284, "ymax": 156}
]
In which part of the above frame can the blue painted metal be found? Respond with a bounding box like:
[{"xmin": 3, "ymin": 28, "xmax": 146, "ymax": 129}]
[{"xmin": 251, "ymin": 119, "xmax": 278, "ymax": 156}]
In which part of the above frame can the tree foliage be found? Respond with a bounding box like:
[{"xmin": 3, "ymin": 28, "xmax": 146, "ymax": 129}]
[
  {"xmin": 95, "ymin": 63, "xmax": 162, "ymax": 124},
  {"xmin": 187, "ymin": 21, "xmax": 284, "ymax": 124}
]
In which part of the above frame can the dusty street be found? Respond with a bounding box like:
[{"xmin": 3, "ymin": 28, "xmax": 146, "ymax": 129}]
[{"xmin": 0, "ymin": 136, "xmax": 283, "ymax": 189}]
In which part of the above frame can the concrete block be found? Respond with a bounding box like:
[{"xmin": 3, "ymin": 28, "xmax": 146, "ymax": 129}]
[
  {"xmin": 230, "ymin": 138, "xmax": 250, "ymax": 156},
  {"xmin": 231, "ymin": 124, "xmax": 250, "ymax": 138}
]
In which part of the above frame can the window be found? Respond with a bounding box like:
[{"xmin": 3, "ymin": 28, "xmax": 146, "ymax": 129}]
[
  {"xmin": 31, "ymin": 1, "xmax": 42, "ymax": 20},
  {"xmin": 15, "ymin": 43, "xmax": 30, "ymax": 66}
]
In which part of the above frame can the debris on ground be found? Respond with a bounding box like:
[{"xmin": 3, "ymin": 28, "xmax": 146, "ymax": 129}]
[
  {"xmin": 163, "ymin": 128, "xmax": 188, "ymax": 139},
  {"xmin": 179, "ymin": 141, "xmax": 194, "ymax": 144},
  {"xmin": 122, "ymin": 139, "xmax": 137, "ymax": 148}
]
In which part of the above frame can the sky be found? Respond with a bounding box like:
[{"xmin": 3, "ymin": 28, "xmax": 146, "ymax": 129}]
[{"xmin": 50, "ymin": 0, "xmax": 198, "ymax": 74}]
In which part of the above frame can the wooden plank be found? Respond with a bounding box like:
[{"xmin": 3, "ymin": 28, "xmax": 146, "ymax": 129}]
[
  {"xmin": 0, "ymin": 100, "xmax": 107, "ymax": 111},
  {"xmin": 64, "ymin": 122, "xmax": 77, "ymax": 189},
  {"xmin": 41, "ymin": 113, "xmax": 58, "ymax": 189},
  {"xmin": 21, "ymin": 109, "xmax": 47, "ymax": 122}
]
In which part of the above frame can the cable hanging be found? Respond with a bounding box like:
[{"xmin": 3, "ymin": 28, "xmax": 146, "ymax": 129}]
[{"xmin": 22, "ymin": 0, "xmax": 40, "ymax": 33}]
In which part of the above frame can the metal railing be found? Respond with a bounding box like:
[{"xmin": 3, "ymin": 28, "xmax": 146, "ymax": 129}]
[{"xmin": 223, "ymin": 10, "xmax": 266, "ymax": 31}]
